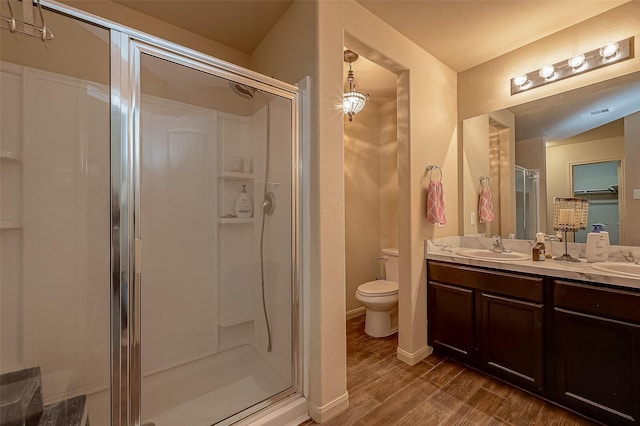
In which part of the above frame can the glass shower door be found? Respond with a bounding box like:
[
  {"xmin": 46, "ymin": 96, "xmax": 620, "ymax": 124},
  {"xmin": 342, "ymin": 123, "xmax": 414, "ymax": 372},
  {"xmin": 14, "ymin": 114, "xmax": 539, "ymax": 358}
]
[
  {"xmin": 0, "ymin": 6, "xmax": 111, "ymax": 426},
  {"xmin": 515, "ymin": 166, "xmax": 539, "ymax": 240},
  {"xmin": 136, "ymin": 51, "xmax": 295, "ymax": 425}
]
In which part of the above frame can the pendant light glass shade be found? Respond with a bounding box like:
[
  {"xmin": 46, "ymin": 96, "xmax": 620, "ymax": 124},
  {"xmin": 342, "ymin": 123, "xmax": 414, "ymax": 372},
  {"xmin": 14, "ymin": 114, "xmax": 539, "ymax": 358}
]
[{"xmin": 343, "ymin": 90, "xmax": 367, "ymax": 121}]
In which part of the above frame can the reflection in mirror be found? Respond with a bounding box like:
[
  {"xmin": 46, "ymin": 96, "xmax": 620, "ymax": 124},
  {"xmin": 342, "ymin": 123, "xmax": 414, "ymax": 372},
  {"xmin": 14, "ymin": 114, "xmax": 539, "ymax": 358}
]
[{"xmin": 463, "ymin": 71, "xmax": 640, "ymax": 246}]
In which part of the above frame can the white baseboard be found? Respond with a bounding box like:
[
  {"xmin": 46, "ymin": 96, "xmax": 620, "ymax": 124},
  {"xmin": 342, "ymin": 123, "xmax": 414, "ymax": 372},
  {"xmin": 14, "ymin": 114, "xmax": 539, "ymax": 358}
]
[
  {"xmin": 308, "ymin": 391, "xmax": 349, "ymax": 423},
  {"xmin": 346, "ymin": 306, "xmax": 366, "ymax": 320},
  {"xmin": 396, "ymin": 345, "xmax": 433, "ymax": 366}
]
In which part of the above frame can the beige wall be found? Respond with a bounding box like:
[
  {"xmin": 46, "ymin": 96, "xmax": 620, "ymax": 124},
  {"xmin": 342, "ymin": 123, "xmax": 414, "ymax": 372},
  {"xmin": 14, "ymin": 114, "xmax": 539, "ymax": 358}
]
[
  {"xmin": 624, "ymin": 112, "xmax": 640, "ymax": 245},
  {"xmin": 462, "ymin": 115, "xmax": 490, "ymax": 235},
  {"xmin": 316, "ymin": 3, "xmax": 457, "ymax": 421},
  {"xmin": 546, "ymin": 136, "xmax": 624, "ymax": 234},
  {"xmin": 379, "ymin": 99, "xmax": 399, "ymax": 250},
  {"xmin": 344, "ymin": 99, "xmax": 399, "ymax": 314},
  {"xmin": 490, "ymin": 110, "xmax": 516, "ymax": 237},
  {"xmin": 462, "ymin": 111, "xmax": 517, "ymax": 237},
  {"xmin": 251, "ymin": 1, "xmax": 316, "ymax": 86},
  {"xmin": 344, "ymin": 103, "xmax": 382, "ymax": 313}
]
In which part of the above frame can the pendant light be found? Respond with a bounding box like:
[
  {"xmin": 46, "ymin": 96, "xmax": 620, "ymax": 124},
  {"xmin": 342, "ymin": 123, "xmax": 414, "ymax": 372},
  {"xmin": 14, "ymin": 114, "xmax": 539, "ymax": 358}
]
[{"xmin": 343, "ymin": 50, "xmax": 369, "ymax": 122}]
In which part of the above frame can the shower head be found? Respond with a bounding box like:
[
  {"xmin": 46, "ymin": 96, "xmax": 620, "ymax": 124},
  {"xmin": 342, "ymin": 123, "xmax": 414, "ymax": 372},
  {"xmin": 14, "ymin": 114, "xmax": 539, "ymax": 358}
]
[{"xmin": 229, "ymin": 82, "xmax": 257, "ymax": 100}]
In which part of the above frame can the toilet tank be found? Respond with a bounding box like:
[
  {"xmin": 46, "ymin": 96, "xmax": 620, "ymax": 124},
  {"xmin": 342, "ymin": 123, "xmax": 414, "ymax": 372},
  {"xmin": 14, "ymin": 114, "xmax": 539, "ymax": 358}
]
[{"xmin": 382, "ymin": 248, "xmax": 399, "ymax": 282}]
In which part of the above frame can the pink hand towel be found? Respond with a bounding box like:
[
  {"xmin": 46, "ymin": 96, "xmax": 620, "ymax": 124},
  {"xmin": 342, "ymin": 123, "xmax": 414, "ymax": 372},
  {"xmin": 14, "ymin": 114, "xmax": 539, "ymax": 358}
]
[
  {"xmin": 478, "ymin": 187, "xmax": 495, "ymax": 223},
  {"xmin": 426, "ymin": 180, "xmax": 447, "ymax": 225}
]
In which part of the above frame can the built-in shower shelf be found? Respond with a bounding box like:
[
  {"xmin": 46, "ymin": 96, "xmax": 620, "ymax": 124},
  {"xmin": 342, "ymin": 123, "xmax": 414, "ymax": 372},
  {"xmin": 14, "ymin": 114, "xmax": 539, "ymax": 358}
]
[
  {"xmin": 219, "ymin": 217, "xmax": 254, "ymax": 224},
  {"xmin": 219, "ymin": 317, "xmax": 254, "ymax": 327},
  {"xmin": 219, "ymin": 171, "xmax": 254, "ymax": 181},
  {"xmin": 1, "ymin": 220, "xmax": 23, "ymax": 229},
  {"xmin": 0, "ymin": 151, "xmax": 22, "ymax": 161}
]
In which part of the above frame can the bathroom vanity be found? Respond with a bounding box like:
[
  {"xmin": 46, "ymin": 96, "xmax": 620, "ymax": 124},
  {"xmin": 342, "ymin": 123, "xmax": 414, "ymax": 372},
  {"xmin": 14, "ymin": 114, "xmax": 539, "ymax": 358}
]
[{"xmin": 425, "ymin": 239, "xmax": 640, "ymax": 426}]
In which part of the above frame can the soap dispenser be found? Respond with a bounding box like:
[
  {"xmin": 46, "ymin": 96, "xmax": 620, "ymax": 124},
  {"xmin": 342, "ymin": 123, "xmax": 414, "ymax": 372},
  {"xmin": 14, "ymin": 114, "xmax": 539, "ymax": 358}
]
[
  {"xmin": 234, "ymin": 185, "xmax": 253, "ymax": 218},
  {"xmin": 585, "ymin": 223, "xmax": 609, "ymax": 263}
]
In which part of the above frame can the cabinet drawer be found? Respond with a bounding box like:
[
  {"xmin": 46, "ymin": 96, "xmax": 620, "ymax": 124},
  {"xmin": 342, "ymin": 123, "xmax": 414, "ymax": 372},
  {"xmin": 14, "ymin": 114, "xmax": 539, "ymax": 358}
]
[
  {"xmin": 427, "ymin": 261, "xmax": 543, "ymax": 302},
  {"xmin": 554, "ymin": 280, "xmax": 640, "ymax": 325}
]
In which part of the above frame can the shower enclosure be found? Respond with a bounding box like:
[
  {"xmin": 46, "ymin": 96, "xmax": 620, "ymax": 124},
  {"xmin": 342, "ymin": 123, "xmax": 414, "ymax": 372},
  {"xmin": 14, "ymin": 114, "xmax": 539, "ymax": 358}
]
[
  {"xmin": 0, "ymin": 2, "xmax": 303, "ymax": 425},
  {"xmin": 514, "ymin": 166, "xmax": 540, "ymax": 240}
]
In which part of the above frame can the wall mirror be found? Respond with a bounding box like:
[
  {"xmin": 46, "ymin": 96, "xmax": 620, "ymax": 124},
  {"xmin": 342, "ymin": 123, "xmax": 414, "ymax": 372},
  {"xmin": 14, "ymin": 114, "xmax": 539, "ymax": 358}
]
[{"xmin": 462, "ymin": 71, "xmax": 640, "ymax": 247}]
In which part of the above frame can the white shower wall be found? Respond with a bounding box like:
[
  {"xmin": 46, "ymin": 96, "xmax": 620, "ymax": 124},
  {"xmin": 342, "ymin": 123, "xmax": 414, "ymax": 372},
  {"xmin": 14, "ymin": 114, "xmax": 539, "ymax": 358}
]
[
  {"xmin": 0, "ymin": 62, "xmax": 111, "ymax": 403},
  {"xmin": 139, "ymin": 92, "xmax": 293, "ymax": 383},
  {"xmin": 140, "ymin": 96, "xmax": 220, "ymax": 374}
]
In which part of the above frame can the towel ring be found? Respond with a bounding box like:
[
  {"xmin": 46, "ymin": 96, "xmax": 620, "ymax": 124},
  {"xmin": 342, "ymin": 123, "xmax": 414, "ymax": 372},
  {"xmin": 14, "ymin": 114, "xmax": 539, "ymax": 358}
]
[
  {"xmin": 479, "ymin": 176, "xmax": 490, "ymax": 188},
  {"xmin": 425, "ymin": 165, "xmax": 442, "ymax": 182}
]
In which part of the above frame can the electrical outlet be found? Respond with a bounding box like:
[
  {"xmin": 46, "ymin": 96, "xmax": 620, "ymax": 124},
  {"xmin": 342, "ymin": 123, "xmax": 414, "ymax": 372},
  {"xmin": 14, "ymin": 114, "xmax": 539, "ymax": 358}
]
[
  {"xmin": 634, "ymin": 189, "xmax": 640, "ymax": 200},
  {"xmin": 470, "ymin": 212, "xmax": 477, "ymax": 226}
]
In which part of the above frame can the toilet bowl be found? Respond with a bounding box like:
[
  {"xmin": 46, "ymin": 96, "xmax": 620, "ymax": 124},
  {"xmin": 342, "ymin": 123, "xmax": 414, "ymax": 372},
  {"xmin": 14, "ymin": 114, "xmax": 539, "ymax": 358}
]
[{"xmin": 355, "ymin": 248, "xmax": 399, "ymax": 337}]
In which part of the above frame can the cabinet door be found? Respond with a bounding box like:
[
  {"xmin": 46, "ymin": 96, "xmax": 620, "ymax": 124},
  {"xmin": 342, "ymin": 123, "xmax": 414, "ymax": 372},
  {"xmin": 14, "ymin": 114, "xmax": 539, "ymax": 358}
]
[
  {"xmin": 555, "ymin": 308, "xmax": 640, "ymax": 425},
  {"xmin": 427, "ymin": 281, "xmax": 474, "ymax": 362},
  {"xmin": 479, "ymin": 293, "xmax": 544, "ymax": 390}
]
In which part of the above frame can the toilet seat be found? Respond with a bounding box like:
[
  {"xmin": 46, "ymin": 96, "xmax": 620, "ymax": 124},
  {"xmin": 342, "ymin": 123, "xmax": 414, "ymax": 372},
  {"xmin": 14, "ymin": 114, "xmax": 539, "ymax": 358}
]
[{"xmin": 357, "ymin": 280, "xmax": 398, "ymax": 297}]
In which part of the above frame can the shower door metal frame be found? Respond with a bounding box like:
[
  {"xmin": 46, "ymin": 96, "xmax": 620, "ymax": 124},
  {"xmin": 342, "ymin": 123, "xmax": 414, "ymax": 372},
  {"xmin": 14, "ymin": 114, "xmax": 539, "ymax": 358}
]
[
  {"xmin": 125, "ymin": 38, "xmax": 303, "ymax": 426},
  {"xmin": 40, "ymin": 2, "xmax": 304, "ymax": 425}
]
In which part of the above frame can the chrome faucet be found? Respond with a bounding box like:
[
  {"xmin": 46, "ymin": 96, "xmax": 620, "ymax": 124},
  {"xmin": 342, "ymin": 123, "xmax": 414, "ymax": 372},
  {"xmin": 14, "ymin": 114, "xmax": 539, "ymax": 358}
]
[{"xmin": 492, "ymin": 235, "xmax": 511, "ymax": 253}]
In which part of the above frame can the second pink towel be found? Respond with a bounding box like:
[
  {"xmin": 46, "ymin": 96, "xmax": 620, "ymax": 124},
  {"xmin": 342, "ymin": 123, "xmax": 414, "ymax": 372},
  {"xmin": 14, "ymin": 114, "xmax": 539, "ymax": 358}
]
[{"xmin": 478, "ymin": 187, "xmax": 495, "ymax": 223}]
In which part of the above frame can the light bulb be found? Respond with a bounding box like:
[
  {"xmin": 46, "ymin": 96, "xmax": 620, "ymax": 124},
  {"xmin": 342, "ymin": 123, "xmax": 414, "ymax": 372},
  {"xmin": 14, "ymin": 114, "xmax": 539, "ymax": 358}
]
[
  {"xmin": 599, "ymin": 42, "xmax": 618, "ymax": 59},
  {"xmin": 568, "ymin": 54, "xmax": 586, "ymax": 69},
  {"xmin": 539, "ymin": 65, "xmax": 555, "ymax": 79},
  {"xmin": 513, "ymin": 75, "xmax": 528, "ymax": 87}
]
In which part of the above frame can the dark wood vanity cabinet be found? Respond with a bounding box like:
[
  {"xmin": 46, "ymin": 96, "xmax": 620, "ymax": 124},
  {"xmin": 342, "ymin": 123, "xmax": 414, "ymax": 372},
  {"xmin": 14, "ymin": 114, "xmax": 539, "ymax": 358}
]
[
  {"xmin": 427, "ymin": 281, "xmax": 474, "ymax": 361},
  {"xmin": 427, "ymin": 260, "xmax": 640, "ymax": 426},
  {"xmin": 427, "ymin": 261, "xmax": 544, "ymax": 391},
  {"xmin": 479, "ymin": 292, "xmax": 544, "ymax": 390},
  {"xmin": 554, "ymin": 280, "xmax": 640, "ymax": 425}
]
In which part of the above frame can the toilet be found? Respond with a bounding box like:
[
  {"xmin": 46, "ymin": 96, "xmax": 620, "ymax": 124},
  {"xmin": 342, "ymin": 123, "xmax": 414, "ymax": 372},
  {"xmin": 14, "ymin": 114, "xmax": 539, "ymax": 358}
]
[{"xmin": 355, "ymin": 248, "xmax": 399, "ymax": 337}]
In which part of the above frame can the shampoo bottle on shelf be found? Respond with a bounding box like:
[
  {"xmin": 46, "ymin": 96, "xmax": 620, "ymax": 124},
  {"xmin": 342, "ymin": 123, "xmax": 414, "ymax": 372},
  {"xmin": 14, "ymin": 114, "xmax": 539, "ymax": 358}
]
[
  {"xmin": 585, "ymin": 223, "xmax": 609, "ymax": 263},
  {"xmin": 235, "ymin": 184, "xmax": 253, "ymax": 218}
]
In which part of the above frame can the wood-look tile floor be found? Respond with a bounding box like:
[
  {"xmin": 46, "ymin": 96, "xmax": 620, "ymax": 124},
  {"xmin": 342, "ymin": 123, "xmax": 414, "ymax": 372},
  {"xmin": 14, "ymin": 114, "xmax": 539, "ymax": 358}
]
[{"xmin": 300, "ymin": 316, "xmax": 599, "ymax": 426}]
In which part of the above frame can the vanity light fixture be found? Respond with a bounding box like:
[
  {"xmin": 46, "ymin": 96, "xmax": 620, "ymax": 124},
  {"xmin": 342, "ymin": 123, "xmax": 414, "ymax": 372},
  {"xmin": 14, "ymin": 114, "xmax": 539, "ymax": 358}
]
[
  {"xmin": 511, "ymin": 37, "xmax": 634, "ymax": 95},
  {"xmin": 343, "ymin": 50, "xmax": 369, "ymax": 122}
]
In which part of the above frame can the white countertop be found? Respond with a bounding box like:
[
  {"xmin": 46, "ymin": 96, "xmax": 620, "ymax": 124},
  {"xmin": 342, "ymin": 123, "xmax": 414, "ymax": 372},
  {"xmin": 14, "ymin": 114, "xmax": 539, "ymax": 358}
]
[{"xmin": 425, "ymin": 237, "xmax": 640, "ymax": 291}]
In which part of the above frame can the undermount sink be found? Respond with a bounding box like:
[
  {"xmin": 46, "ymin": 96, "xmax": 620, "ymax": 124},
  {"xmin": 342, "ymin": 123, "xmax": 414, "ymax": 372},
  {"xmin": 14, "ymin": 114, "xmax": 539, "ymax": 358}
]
[
  {"xmin": 591, "ymin": 262, "xmax": 640, "ymax": 278},
  {"xmin": 455, "ymin": 248, "xmax": 530, "ymax": 261}
]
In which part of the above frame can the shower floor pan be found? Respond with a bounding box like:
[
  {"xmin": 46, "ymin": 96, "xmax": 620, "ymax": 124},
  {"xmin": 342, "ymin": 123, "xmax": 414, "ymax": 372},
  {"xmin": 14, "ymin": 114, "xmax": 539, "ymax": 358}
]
[{"xmin": 86, "ymin": 345, "xmax": 289, "ymax": 426}]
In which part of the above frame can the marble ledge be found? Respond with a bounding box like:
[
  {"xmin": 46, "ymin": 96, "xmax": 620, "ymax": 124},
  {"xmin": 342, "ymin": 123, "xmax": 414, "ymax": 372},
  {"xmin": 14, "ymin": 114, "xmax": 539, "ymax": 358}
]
[{"xmin": 425, "ymin": 236, "xmax": 640, "ymax": 291}]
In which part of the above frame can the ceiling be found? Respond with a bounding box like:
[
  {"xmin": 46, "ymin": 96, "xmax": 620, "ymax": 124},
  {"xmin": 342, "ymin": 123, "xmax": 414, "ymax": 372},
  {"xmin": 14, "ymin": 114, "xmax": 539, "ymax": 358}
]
[
  {"xmin": 113, "ymin": 0, "xmax": 627, "ymax": 73},
  {"xmin": 356, "ymin": 0, "xmax": 628, "ymax": 73}
]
